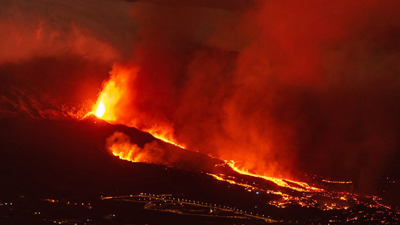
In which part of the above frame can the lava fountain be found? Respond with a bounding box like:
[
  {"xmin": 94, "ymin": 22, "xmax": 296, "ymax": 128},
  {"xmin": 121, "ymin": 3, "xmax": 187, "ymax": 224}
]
[{"xmin": 95, "ymin": 102, "xmax": 106, "ymax": 118}]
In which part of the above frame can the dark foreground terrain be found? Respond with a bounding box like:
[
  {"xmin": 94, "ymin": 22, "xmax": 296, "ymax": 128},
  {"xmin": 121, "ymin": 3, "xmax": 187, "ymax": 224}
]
[{"xmin": 0, "ymin": 117, "xmax": 399, "ymax": 224}]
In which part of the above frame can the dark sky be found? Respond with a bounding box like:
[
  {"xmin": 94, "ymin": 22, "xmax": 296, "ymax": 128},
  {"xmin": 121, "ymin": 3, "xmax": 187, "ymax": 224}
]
[{"xmin": 1, "ymin": 0, "xmax": 400, "ymax": 193}]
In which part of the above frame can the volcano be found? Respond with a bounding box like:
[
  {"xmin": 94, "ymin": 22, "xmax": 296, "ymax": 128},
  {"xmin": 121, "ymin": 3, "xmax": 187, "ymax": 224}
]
[
  {"xmin": 0, "ymin": 117, "xmax": 399, "ymax": 225},
  {"xmin": 1, "ymin": 0, "xmax": 400, "ymax": 224}
]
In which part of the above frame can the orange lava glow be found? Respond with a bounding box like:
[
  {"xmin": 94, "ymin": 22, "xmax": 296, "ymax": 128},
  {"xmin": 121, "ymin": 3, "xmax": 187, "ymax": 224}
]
[
  {"xmin": 95, "ymin": 101, "xmax": 106, "ymax": 118},
  {"xmin": 226, "ymin": 160, "xmax": 324, "ymax": 193},
  {"xmin": 111, "ymin": 148, "xmax": 141, "ymax": 162},
  {"xmin": 105, "ymin": 131, "xmax": 156, "ymax": 163},
  {"xmin": 91, "ymin": 79, "xmax": 123, "ymax": 121},
  {"xmin": 109, "ymin": 139, "xmax": 143, "ymax": 162},
  {"xmin": 148, "ymin": 132, "xmax": 186, "ymax": 149}
]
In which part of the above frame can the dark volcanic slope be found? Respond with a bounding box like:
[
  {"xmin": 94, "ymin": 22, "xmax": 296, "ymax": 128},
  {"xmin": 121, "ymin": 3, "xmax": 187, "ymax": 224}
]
[
  {"xmin": 0, "ymin": 117, "xmax": 221, "ymax": 195},
  {"xmin": 0, "ymin": 117, "xmax": 283, "ymax": 224},
  {"xmin": 1, "ymin": 117, "xmax": 399, "ymax": 225},
  {"xmin": 0, "ymin": 117, "xmax": 261, "ymax": 204}
]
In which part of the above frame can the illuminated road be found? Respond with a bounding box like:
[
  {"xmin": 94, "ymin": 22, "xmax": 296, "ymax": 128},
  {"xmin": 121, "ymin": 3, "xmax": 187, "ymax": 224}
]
[{"xmin": 101, "ymin": 193, "xmax": 277, "ymax": 223}]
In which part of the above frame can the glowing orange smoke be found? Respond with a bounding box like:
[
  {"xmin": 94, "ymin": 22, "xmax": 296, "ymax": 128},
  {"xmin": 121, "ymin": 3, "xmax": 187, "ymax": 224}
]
[
  {"xmin": 106, "ymin": 131, "xmax": 138, "ymax": 161},
  {"xmin": 110, "ymin": 141, "xmax": 143, "ymax": 162},
  {"xmin": 106, "ymin": 131, "xmax": 146, "ymax": 162},
  {"xmin": 106, "ymin": 131, "xmax": 165, "ymax": 165}
]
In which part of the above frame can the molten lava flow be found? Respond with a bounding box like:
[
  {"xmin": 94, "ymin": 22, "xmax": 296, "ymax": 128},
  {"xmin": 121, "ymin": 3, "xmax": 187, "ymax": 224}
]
[
  {"xmin": 226, "ymin": 160, "xmax": 324, "ymax": 193},
  {"xmin": 150, "ymin": 133, "xmax": 186, "ymax": 149}
]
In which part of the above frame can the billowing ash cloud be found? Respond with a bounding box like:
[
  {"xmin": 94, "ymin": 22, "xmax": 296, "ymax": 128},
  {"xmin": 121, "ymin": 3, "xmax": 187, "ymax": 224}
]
[{"xmin": 2, "ymin": 0, "xmax": 400, "ymax": 192}]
